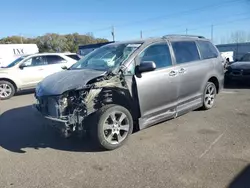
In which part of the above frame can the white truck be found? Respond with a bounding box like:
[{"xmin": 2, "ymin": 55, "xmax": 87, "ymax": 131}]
[{"xmin": 0, "ymin": 44, "xmax": 39, "ymax": 67}]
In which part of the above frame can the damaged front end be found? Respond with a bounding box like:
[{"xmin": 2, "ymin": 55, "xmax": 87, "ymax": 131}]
[{"xmin": 34, "ymin": 71, "xmax": 131, "ymax": 138}]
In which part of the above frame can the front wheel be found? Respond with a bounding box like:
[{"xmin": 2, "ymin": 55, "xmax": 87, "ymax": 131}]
[
  {"xmin": 0, "ymin": 80, "xmax": 15, "ymax": 100},
  {"xmin": 90, "ymin": 104, "xmax": 133, "ymax": 150},
  {"xmin": 202, "ymin": 82, "xmax": 217, "ymax": 110}
]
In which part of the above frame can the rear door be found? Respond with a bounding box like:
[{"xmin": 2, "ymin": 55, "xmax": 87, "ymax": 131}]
[
  {"xmin": 132, "ymin": 42, "xmax": 179, "ymax": 127},
  {"xmin": 170, "ymin": 40, "xmax": 207, "ymax": 114},
  {"xmin": 42, "ymin": 55, "xmax": 68, "ymax": 78}
]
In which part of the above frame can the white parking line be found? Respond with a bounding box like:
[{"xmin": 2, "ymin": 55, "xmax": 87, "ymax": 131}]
[
  {"xmin": 199, "ymin": 132, "xmax": 225, "ymax": 159},
  {"xmin": 221, "ymin": 91, "xmax": 237, "ymax": 94}
]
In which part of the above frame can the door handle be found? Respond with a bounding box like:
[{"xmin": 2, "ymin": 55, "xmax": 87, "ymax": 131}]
[
  {"xmin": 38, "ymin": 68, "xmax": 44, "ymax": 71},
  {"xmin": 179, "ymin": 68, "xmax": 186, "ymax": 74},
  {"xmin": 169, "ymin": 70, "xmax": 177, "ymax": 77}
]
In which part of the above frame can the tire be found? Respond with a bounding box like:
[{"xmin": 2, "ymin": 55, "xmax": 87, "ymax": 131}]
[
  {"xmin": 0, "ymin": 80, "xmax": 15, "ymax": 100},
  {"xmin": 201, "ymin": 82, "xmax": 217, "ymax": 110},
  {"xmin": 90, "ymin": 104, "xmax": 133, "ymax": 150}
]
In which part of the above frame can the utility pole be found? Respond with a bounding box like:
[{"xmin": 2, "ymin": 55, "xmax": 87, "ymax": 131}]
[
  {"xmin": 211, "ymin": 25, "xmax": 214, "ymax": 42},
  {"xmin": 20, "ymin": 33, "xmax": 23, "ymax": 44},
  {"xmin": 111, "ymin": 26, "xmax": 115, "ymax": 42},
  {"xmin": 186, "ymin": 28, "xmax": 188, "ymax": 35},
  {"xmin": 140, "ymin": 30, "xmax": 143, "ymax": 39}
]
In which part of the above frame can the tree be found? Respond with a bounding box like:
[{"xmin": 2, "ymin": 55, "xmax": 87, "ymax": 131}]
[
  {"xmin": 0, "ymin": 33, "xmax": 109, "ymax": 53},
  {"xmin": 221, "ymin": 31, "xmax": 250, "ymax": 44}
]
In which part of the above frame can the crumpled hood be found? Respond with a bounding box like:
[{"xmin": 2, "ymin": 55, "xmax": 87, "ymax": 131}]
[
  {"xmin": 230, "ymin": 61, "xmax": 250, "ymax": 70},
  {"xmin": 37, "ymin": 69, "xmax": 106, "ymax": 96}
]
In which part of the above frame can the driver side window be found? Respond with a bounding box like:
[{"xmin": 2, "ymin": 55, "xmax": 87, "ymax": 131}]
[
  {"xmin": 139, "ymin": 43, "xmax": 173, "ymax": 69},
  {"xmin": 22, "ymin": 56, "xmax": 47, "ymax": 67}
]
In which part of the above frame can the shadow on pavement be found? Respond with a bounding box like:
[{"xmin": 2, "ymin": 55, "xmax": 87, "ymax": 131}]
[
  {"xmin": 228, "ymin": 165, "xmax": 250, "ymax": 188},
  {"xmin": 0, "ymin": 105, "xmax": 102, "ymax": 153}
]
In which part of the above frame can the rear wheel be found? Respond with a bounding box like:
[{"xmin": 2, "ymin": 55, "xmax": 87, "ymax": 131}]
[
  {"xmin": 0, "ymin": 81, "xmax": 15, "ymax": 100},
  {"xmin": 90, "ymin": 104, "xmax": 133, "ymax": 150},
  {"xmin": 202, "ymin": 82, "xmax": 217, "ymax": 110}
]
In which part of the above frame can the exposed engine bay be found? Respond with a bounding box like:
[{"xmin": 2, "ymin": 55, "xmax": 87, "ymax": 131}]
[{"xmin": 35, "ymin": 71, "xmax": 133, "ymax": 138}]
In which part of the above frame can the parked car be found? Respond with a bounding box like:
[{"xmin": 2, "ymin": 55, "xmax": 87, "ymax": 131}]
[
  {"xmin": 225, "ymin": 52, "xmax": 250, "ymax": 82},
  {"xmin": 33, "ymin": 35, "xmax": 224, "ymax": 150},
  {"xmin": 0, "ymin": 53, "xmax": 78, "ymax": 100}
]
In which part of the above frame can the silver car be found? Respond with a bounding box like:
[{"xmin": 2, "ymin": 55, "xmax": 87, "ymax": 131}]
[{"xmin": 33, "ymin": 35, "xmax": 225, "ymax": 150}]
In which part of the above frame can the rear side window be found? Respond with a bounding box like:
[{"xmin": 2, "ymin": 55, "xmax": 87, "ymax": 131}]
[
  {"xmin": 197, "ymin": 41, "xmax": 218, "ymax": 59},
  {"xmin": 139, "ymin": 43, "xmax": 172, "ymax": 69},
  {"xmin": 66, "ymin": 55, "xmax": 81, "ymax": 61},
  {"xmin": 171, "ymin": 41, "xmax": 200, "ymax": 64},
  {"xmin": 46, "ymin": 55, "xmax": 66, "ymax": 64}
]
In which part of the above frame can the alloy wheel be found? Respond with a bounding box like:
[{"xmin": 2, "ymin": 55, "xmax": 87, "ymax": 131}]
[{"xmin": 103, "ymin": 111, "xmax": 130, "ymax": 145}]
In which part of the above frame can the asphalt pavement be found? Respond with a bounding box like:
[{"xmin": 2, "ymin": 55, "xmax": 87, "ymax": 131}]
[{"xmin": 1, "ymin": 83, "xmax": 250, "ymax": 188}]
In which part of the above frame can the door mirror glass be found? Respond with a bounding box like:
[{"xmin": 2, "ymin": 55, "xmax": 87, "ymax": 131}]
[
  {"xmin": 136, "ymin": 61, "xmax": 156, "ymax": 73},
  {"xmin": 61, "ymin": 66, "xmax": 68, "ymax": 70}
]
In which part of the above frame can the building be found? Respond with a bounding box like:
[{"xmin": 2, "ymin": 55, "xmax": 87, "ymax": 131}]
[{"xmin": 216, "ymin": 42, "xmax": 250, "ymax": 61}]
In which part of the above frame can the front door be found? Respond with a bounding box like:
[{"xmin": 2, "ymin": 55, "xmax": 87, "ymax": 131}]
[
  {"xmin": 134, "ymin": 42, "xmax": 179, "ymax": 128},
  {"xmin": 18, "ymin": 56, "xmax": 48, "ymax": 88}
]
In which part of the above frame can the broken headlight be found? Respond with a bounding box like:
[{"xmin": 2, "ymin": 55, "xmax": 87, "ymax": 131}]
[{"xmin": 59, "ymin": 92, "xmax": 69, "ymax": 112}]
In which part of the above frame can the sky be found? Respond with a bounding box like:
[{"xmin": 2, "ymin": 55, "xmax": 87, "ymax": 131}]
[{"xmin": 0, "ymin": 0, "xmax": 250, "ymax": 43}]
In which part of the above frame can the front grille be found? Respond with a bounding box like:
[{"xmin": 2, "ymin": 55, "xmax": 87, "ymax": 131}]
[{"xmin": 38, "ymin": 97, "xmax": 60, "ymax": 118}]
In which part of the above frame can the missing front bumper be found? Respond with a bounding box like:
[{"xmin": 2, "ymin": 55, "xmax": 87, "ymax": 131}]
[{"xmin": 32, "ymin": 104, "xmax": 68, "ymax": 123}]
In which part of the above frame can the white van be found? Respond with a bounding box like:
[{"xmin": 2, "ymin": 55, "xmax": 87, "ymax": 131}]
[{"xmin": 0, "ymin": 44, "xmax": 39, "ymax": 67}]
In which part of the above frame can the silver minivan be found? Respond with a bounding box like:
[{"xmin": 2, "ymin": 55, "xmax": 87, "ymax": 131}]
[{"xmin": 34, "ymin": 35, "xmax": 225, "ymax": 150}]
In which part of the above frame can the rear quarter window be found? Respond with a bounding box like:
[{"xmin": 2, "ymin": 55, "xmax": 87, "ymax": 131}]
[
  {"xmin": 197, "ymin": 41, "xmax": 219, "ymax": 59},
  {"xmin": 66, "ymin": 55, "xmax": 81, "ymax": 61}
]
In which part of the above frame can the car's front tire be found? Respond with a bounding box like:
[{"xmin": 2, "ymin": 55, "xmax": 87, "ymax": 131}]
[
  {"xmin": 0, "ymin": 80, "xmax": 15, "ymax": 100},
  {"xmin": 90, "ymin": 104, "xmax": 133, "ymax": 150},
  {"xmin": 202, "ymin": 82, "xmax": 217, "ymax": 110}
]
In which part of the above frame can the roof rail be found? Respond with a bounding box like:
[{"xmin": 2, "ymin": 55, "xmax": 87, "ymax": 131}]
[{"xmin": 162, "ymin": 34, "xmax": 205, "ymax": 39}]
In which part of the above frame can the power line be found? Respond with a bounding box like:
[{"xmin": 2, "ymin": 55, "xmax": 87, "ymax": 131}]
[
  {"xmin": 186, "ymin": 16, "xmax": 250, "ymax": 32},
  {"xmin": 142, "ymin": 11, "xmax": 249, "ymax": 34},
  {"xmin": 114, "ymin": 0, "xmax": 243, "ymax": 28},
  {"xmin": 91, "ymin": 0, "xmax": 243, "ymax": 33}
]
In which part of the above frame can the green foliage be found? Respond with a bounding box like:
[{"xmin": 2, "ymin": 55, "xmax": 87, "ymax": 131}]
[{"xmin": 0, "ymin": 33, "xmax": 109, "ymax": 53}]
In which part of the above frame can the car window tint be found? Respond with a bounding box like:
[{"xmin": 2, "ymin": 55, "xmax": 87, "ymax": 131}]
[
  {"xmin": 240, "ymin": 53, "xmax": 250, "ymax": 61},
  {"xmin": 23, "ymin": 56, "xmax": 47, "ymax": 67},
  {"xmin": 66, "ymin": 55, "xmax": 81, "ymax": 61},
  {"xmin": 46, "ymin": 55, "xmax": 66, "ymax": 64},
  {"xmin": 139, "ymin": 43, "xmax": 172, "ymax": 69},
  {"xmin": 171, "ymin": 41, "xmax": 200, "ymax": 64},
  {"xmin": 197, "ymin": 41, "xmax": 218, "ymax": 59}
]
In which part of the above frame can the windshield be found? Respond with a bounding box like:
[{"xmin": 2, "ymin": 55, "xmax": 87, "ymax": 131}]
[
  {"xmin": 78, "ymin": 48, "xmax": 96, "ymax": 56},
  {"xmin": 5, "ymin": 56, "xmax": 26, "ymax": 68},
  {"xmin": 239, "ymin": 53, "xmax": 250, "ymax": 62},
  {"xmin": 71, "ymin": 43, "xmax": 142, "ymax": 71}
]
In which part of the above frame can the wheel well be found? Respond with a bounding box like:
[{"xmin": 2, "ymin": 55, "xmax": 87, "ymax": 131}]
[
  {"xmin": 208, "ymin": 77, "xmax": 219, "ymax": 93},
  {"xmin": 0, "ymin": 78, "xmax": 17, "ymax": 92}
]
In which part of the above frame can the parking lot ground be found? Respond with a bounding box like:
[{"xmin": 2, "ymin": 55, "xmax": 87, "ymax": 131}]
[{"xmin": 1, "ymin": 86, "xmax": 250, "ymax": 188}]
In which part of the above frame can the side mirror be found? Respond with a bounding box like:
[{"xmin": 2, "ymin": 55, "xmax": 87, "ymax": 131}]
[
  {"xmin": 136, "ymin": 61, "xmax": 156, "ymax": 73},
  {"xmin": 61, "ymin": 66, "xmax": 68, "ymax": 70},
  {"xmin": 19, "ymin": 64, "xmax": 27, "ymax": 69}
]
